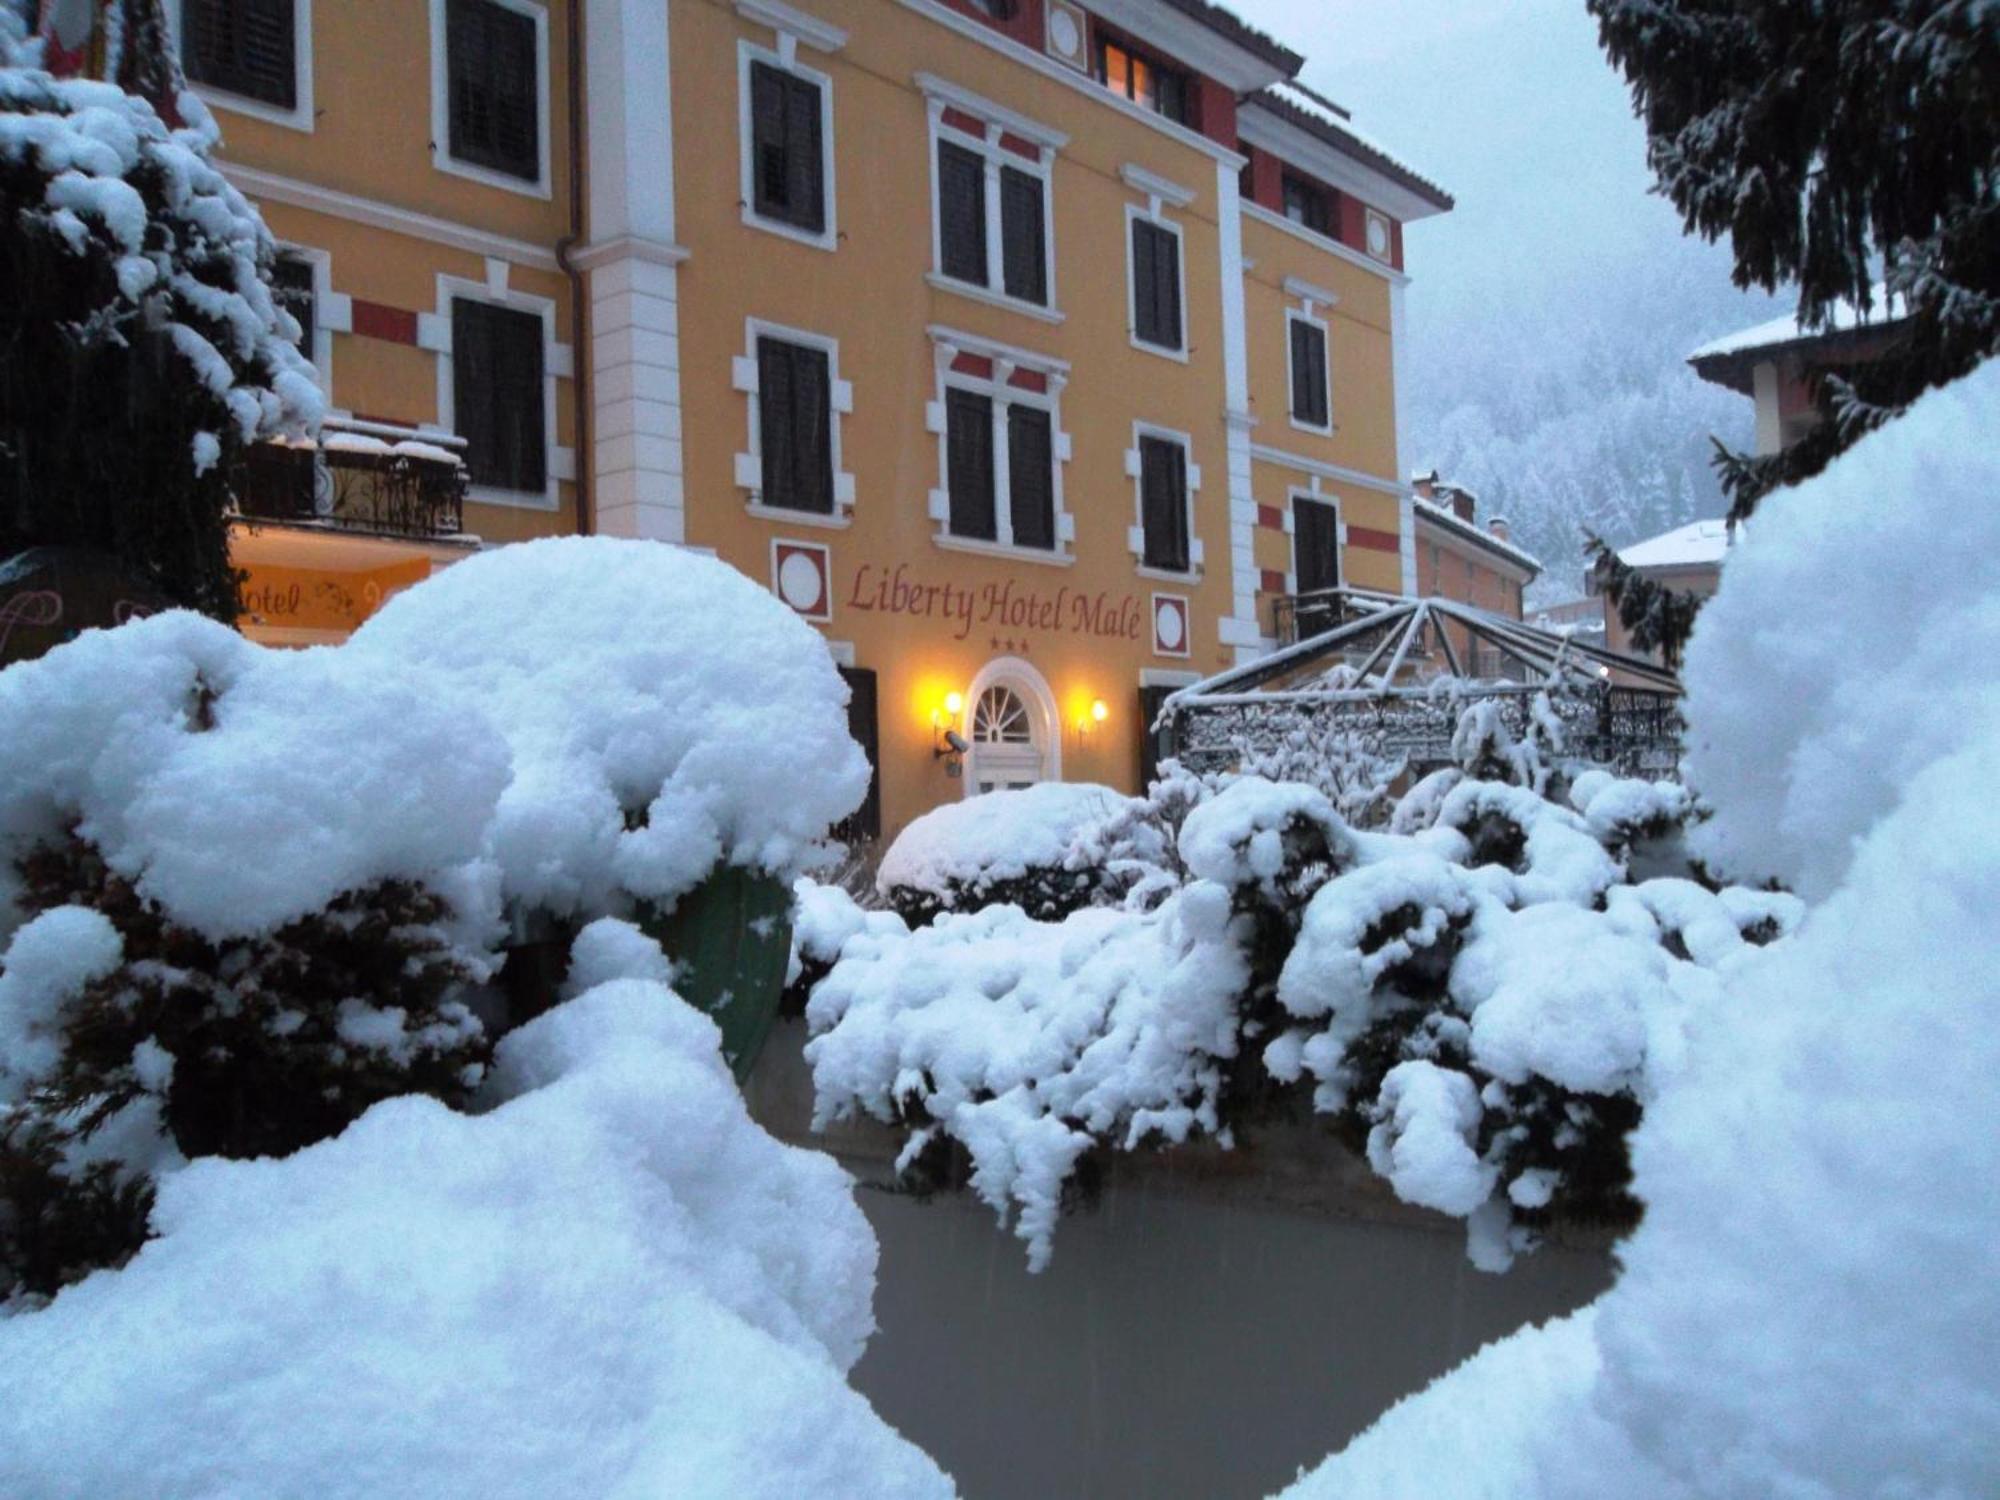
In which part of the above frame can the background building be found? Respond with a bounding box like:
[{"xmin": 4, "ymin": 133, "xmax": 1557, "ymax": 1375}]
[{"xmin": 149, "ymin": 0, "xmax": 1448, "ymax": 842}]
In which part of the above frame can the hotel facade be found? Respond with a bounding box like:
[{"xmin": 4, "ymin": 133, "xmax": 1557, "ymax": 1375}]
[{"xmin": 154, "ymin": 0, "xmax": 1450, "ymax": 841}]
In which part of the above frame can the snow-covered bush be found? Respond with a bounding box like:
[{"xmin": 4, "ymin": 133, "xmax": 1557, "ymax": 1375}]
[
  {"xmin": 0, "ymin": 538, "xmax": 866, "ymax": 1296},
  {"xmin": 1276, "ymin": 356, "xmax": 2000, "ymax": 1498},
  {"xmin": 806, "ymin": 883, "xmax": 1247, "ymax": 1271},
  {"xmin": 875, "ymin": 782, "xmax": 1141, "ymax": 925},
  {"xmin": 0, "ymin": 980, "xmax": 956, "ymax": 1498},
  {"xmin": 0, "ymin": 58, "xmax": 321, "ymax": 618},
  {"xmin": 804, "ymin": 758, "xmax": 1791, "ymax": 1271}
]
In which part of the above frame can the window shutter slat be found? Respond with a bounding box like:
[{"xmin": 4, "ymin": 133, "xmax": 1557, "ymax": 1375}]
[
  {"xmin": 938, "ymin": 141, "xmax": 987, "ymax": 285},
  {"xmin": 1140, "ymin": 436, "xmax": 1189, "ymax": 572},
  {"xmin": 446, "ymin": 0, "xmax": 540, "ymax": 182},
  {"xmin": 786, "ymin": 74, "xmax": 826, "ymax": 234},
  {"xmin": 756, "ymin": 336, "xmax": 795, "ymax": 508},
  {"xmin": 453, "ymin": 299, "xmax": 545, "ymax": 493},
  {"xmin": 1007, "ymin": 405, "xmax": 1054, "ymax": 551},
  {"xmin": 1132, "ymin": 221, "xmax": 1181, "ymax": 349},
  {"xmin": 1000, "ymin": 165, "xmax": 1046, "ymax": 305},
  {"xmin": 946, "ymin": 389, "xmax": 995, "ymax": 541},
  {"xmin": 792, "ymin": 343, "xmax": 833, "ymax": 513},
  {"xmin": 1295, "ymin": 499, "xmax": 1341, "ymax": 595},
  {"xmin": 184, "ymin": 0, "xmax": 296, "ymax": 110},
  {"xmin": 1291, "ymin": 319, "xmax": 1329, "ymax": 426}
]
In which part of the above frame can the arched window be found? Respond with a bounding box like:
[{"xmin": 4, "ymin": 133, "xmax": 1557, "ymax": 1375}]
[{"xmin": 973, "ymin": 685, "xmax": 1032, "ymax": 744}]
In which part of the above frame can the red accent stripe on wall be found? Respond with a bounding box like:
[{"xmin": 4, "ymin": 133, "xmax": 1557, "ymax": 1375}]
[
  {"xmin": 998, "ymin": 131, "xmax": 1040, "ymax": 161},
  {"xmin": 350, "ymin": 300, "xmax": 420, "ymax": 346},
  {"xmin": 1348, "ymin": 525, "xmax": 1402, "ymax": 553},
  {"xmin": 1256, "ymin": 504, "xmax": 1285, "ymax": 530},
  {"xmin": 950, "ymin": 352, "xmax": 993, "ymax": 379},
  {"xmin": 940, "ymin": 106, "xmax": 985, "ymax": 136},
  {"xmin": 1260, "ymin": 568, "xmax": 1288, "ymax": 593}
]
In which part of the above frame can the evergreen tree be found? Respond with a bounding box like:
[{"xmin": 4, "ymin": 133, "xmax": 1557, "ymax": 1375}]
[
  {"xmin": 1, "ymin": 12, "xmax": 320, "ymax": 621},
  {"xmin": 1584, "ymin": 0, "xmax": 1998, "ymax": 661}
]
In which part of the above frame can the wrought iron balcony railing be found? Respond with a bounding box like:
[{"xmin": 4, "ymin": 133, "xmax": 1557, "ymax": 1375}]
[{"xmin": 233, "ymin": 419, "xmax": 467, "ymax": 541}]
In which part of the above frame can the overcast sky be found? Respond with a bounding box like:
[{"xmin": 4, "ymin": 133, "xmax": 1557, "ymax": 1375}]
[{"xmin": 1234, "ymin": 0, "xmax": 1772, "ymax": 338}]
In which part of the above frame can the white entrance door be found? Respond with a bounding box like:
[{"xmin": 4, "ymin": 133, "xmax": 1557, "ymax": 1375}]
[{"xmin": 969, "ymin": 683, "xmax": 1044, "ymax": 793}]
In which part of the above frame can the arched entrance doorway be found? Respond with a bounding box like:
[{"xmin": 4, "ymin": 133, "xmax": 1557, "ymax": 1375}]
[{"xmin": 963, "ymin": 656, "xmax": 1060, "ymax": 795}]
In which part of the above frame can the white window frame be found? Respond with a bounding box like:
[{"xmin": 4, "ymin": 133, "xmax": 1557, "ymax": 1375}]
[
  {"xmin": 920, "ymin": 74, "xmax": 1064, "ymax": 324},
  {"xmin": 925, "ymin": 325, "xmax": 1074, "ymax": 566},
  {"xmin": 1120, "ymin": 165, "xmax": 1193, "ymax": 362},
  {"xmin": 431, "ymin": 268, "xmax": 573, "ymax": 511},
  {"xmin": 271, "ymin": 241, "xmax": 351, "ymax": 399},
  {"xmin": 736, "ymin": 37, "xmax": 839, "ymax": 251},
  {"xmin": 166, "ymin": 0, "xmax": 316, "ymax": 133},
  {"xmin": 429, "ymin": 0, "xmax": 554, "ymax": 201},
  {"xmin": 731, "ymin": 317, "xmax": 856, "ymax": 527},
  {"xmin": 1289, "ymin": 484, "xmax": 1347, "ymax": 597},
  {"xmin": 1125, "ymin": 421, "xmax": 1204, "ymax": 580}
]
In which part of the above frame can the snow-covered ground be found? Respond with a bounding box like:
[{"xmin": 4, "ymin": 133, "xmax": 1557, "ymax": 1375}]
[{"xmin": 1276, "ymin": 360, "xmax": 2000, "ymax": 1498}]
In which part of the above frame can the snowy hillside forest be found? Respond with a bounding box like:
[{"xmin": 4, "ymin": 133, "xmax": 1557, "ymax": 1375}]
[{"xmin": 1405, "ymin": 245, "xmax": 1768, "ymax": 601}]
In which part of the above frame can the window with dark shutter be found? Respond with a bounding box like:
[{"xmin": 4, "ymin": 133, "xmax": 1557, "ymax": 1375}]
[
  {"xmin": 756, "ymin": 336, "xmax": 833, "ymax": 514},
  {"xmin": 1290, "ymin": 317, "xmax": 1331, "ymax": 427},
  {"xmin": 1139, "ymin": 435, "xmax": 1190, "ymax": 573},
  {"xmin": 945, "ymin": 388, "xmax": 996, "ymax": 541},
  {"xmin": 749, "ymin": 61, "xmax": 826, "ymax": 234},
  {"xmin": 183, "ymin": 0, "xmax": 296, "ymax": 111},
  {"xmin": 999, "ymin": 166, "xmax": 1047, "ymax": 306},
  {"xmin": 1131, "ymin": 218, "xmax": 1182, "ymax": 351},
  {"xmin": 1295, "ymin": 498, "xmax": 1342, "ymax": 595},
  {"xmin": 446, "ymin": 0, "xmax": 540, "ymax": 183},
  {"xmin": 270, "ymin": 255, "xmax": 315, "ymax": 364},
  {"xmin": 1007, "ymin": 405, "xmax": 1054, "ymax": 550},
  {"xmin": 937, "ymin": 140, "xmax": 987, "ymax": 286},
  {"xmin": 452, "ymin": 299, "xmax": 546, "ymax": 494}
]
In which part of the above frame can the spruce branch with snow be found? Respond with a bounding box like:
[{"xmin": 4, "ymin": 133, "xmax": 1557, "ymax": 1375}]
[{"xmin": 1584, "ymin": 0, "xmax": 1999, "ymax": 663}]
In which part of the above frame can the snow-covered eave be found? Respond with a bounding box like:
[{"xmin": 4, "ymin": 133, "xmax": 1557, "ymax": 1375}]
[
  {"xmin": 1240, "ymin": 86, "xmax": 1453, "ymax": 223},
  {"xmin": 1687, "ymin": 294, "xmax": 1910, "ymax": 391},
  {"xmin": 1413, "ymin": 499, "xmax": 1541, "ymax": 579}
]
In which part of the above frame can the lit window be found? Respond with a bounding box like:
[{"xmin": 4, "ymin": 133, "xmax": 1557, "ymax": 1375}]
[{"xmin": 1093, "ymin": 35, "xmax": 1190, "ymax": 125}]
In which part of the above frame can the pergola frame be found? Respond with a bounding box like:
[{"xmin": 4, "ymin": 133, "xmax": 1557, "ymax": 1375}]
[{"xmin": 1163, "ymin": 591, "xmax": 1683, "ymax": 777}]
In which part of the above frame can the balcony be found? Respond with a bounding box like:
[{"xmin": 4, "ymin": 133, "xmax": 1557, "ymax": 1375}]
[
  {"xmin": 232, "ymin": 418, "xmax": 467, "ymax": 541},
  {"xmin": 1272, "ymin": 585, "xmax": 1405, "ymax": 646}
]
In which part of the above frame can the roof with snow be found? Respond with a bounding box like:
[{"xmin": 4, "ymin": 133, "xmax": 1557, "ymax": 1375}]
[
  {"xmin": 1618, "ymin": 519, "xmax": 1732, "ymax": 572},
  {"xmin": 1245, "ymin": 80, "xmax": 1454, "ymax": 215},
  {"xmin": 1152, "ymin": 0, "xmax": 1303, "ymax": 75},
  {"xmin": 1413, "ymin": 498, "xmax": 1543, "ymax": 578},
  {"xmin": 1688, "ymin": 287, "xmax": 1910, "ymax": 392}
]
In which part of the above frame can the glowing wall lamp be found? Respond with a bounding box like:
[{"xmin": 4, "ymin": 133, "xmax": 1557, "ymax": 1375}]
[
  {"xmin": 933, "ymin": 690, "xmax": 967, "ymax": 776},
  {"xmin": 1075, "ymin": 696, "xmax": 1108, "ymax": 749}
]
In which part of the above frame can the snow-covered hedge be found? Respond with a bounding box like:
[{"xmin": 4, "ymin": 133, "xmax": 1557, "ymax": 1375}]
[
  {"xmin": 1276, "ymin": 357, "xmax": 2000, "ymax": 1497},
  {"xmin": 875, "ymin": 781, "xmax": 1147, "ymax": 925},
  {"xmin": 0, "ymin": 537, "xmax": 866, "ymax": 1295},
  {"xmin": 804, "ymin": 755, "xmax": 1789, "ymax": 1271},
  {"xmin": 0, "ymin": 981, "xmax": 954, "ymax": 1498}
]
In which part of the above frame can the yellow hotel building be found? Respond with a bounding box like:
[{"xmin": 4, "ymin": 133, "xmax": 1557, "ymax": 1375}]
[{"xmin": 171, "ymin": 0, "xmax": 1450, "ymax": 841}]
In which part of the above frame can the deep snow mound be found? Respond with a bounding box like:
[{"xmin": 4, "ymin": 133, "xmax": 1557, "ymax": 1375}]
[{"xmin": 0, "ymin": 982, "xmax": 957, "ymax": 1499}]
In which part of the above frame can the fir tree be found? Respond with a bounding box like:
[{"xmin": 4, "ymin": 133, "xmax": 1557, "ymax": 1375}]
[
  {"xmin": 1, "ymin": 17, "xmax": 320, "ymax": 621},
  {"xmin": 1585, "ymin": 0, "xmax": 1999, "ymax": 661}
]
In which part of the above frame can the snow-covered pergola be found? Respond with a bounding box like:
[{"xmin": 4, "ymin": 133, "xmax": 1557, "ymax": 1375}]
[{"xmin": 1163, "ymin": 590, "xmax": 1683, "ymax": 776}]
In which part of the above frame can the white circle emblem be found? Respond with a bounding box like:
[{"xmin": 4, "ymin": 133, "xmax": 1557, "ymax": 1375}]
[
  {"xmin": 1049, "ymin": 10, "xmax": 1080, "ymax": 58},
  {"xmin": 1155, "ymin": 599, "xmax": 1185, "ymax": 651},
  {"xmin": 1367, "ymin": 216, "xmax": 1390, "ymax": 257},
  {"xmin": 778, "ymin": 550, "xmax": 824, "ymax": 613}
]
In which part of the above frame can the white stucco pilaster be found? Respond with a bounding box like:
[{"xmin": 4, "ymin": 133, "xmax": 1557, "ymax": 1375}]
[
  {"xmin": 581, "ymin": 0, "xmax": 688, "ymax": 543},
  {"xmin": 1216, "ymin": 157, "xmax": 1265, "ymax": 664}
]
